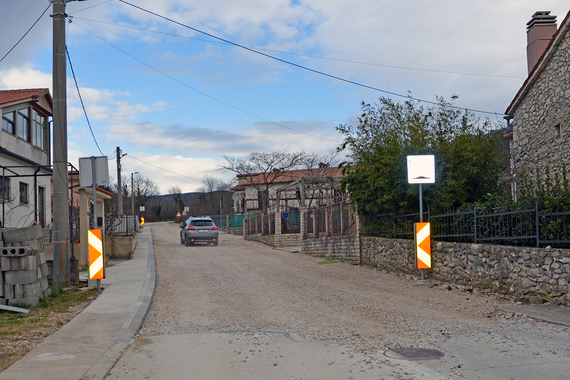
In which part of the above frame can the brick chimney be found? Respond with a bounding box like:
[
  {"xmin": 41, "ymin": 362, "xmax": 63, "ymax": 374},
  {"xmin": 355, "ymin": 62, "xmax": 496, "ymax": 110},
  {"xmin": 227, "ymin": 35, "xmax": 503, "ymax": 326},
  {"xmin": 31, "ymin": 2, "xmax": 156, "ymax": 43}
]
[{"xmin": 526, "ymin": 11, "xmax": 557, "ymax": 74}]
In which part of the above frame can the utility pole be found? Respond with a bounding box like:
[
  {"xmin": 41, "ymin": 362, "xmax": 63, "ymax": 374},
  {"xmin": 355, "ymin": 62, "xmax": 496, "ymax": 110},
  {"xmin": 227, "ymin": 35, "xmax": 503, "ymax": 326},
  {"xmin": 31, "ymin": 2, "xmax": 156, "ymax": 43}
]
[
  {"xmin": 51, "ymin": 0, "xmax": 70, "ymax": 287},
  {"xmin": 131, "ymin": 172, "xmax": 138, "ymax": 214},
  {"xmin": 116, "ymin": 147, "xmax": 123, "ymax": 214}
]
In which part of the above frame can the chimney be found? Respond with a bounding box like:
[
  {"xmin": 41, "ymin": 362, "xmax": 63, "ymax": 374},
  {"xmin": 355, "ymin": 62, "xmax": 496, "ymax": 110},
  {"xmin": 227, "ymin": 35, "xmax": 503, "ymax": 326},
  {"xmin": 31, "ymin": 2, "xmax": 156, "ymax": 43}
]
[{"xmin": 526, "ymin": 11, "xmax": 557, "ymax": 74}]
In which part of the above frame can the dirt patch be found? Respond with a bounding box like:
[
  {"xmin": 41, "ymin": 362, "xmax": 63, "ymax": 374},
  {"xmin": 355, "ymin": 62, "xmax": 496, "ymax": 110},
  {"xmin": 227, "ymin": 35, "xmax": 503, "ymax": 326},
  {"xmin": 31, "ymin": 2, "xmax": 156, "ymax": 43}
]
[{"xmin": 0, "ymin": 287, "xmax": 98, "ymax": 372}]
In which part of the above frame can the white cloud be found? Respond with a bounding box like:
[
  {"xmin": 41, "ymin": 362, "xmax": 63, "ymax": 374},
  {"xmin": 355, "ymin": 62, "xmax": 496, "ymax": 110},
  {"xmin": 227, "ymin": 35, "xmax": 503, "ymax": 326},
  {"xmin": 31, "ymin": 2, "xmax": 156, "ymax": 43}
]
[{"xmin": 0, "ymin": 67, "xmax": 52, "ymax": 92}]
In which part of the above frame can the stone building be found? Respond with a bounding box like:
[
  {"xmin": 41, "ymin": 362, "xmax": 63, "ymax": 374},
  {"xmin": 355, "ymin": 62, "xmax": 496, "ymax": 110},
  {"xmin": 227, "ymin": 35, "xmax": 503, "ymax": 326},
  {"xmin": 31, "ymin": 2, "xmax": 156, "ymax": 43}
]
[{"xmin": 505, "ymin": 10, "xmax": 570, "ymax": 190}]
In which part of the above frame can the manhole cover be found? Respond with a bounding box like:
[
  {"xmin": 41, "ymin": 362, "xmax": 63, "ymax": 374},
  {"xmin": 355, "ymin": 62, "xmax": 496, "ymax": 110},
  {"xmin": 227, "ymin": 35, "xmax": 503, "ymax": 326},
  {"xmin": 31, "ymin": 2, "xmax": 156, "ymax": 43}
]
[{"xmin": 384, "ymin": 348, "xmax": 444, "ymax": 361}]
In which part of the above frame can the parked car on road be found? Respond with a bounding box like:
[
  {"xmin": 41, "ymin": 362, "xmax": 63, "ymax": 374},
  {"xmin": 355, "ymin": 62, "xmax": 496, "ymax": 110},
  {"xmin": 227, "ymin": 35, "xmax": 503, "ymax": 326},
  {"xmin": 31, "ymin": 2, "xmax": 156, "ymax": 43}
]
[{"xmin": 180, "ymin": 216, "xmax": 218, "ymax": 246}]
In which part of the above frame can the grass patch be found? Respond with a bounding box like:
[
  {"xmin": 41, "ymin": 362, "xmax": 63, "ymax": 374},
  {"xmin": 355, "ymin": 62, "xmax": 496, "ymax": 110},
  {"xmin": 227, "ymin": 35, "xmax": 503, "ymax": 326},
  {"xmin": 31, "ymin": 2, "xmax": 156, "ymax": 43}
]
[
  {"xmin": 0, "ymin": 285, "xmax": 98, "ymax": 372},
  {"xmin": 314, "ymin": 260, "xmax": 342, "ymax": 265}
]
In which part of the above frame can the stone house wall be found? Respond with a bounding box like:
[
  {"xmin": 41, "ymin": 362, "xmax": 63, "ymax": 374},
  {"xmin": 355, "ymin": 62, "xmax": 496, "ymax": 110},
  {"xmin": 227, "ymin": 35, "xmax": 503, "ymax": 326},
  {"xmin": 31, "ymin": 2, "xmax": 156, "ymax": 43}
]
[
  {"xmin": 361, "ymin": 236, "xmax": 570, "ymax": 305},
  {"xmin": 511, "ymin": 21, "xmax": 570, "ymax": 183}
]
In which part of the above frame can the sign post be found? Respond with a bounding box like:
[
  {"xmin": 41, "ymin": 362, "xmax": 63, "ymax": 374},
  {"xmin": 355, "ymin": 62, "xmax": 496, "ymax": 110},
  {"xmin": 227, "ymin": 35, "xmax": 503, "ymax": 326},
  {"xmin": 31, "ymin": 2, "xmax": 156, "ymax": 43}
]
[
  {"xmin": 79, "ymin": 156, "xmax": 109, "ymax": 293},
  {"xmin": 407, "ymin": 155, "xmax": 435, "ymax": 280}
]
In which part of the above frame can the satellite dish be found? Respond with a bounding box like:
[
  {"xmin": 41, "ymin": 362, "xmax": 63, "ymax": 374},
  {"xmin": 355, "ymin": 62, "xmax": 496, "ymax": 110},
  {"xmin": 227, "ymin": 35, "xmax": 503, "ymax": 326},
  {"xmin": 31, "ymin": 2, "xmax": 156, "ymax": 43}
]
[{"xmin": 232, "ymin": 193, "xmax": 239, "ymax": 201}]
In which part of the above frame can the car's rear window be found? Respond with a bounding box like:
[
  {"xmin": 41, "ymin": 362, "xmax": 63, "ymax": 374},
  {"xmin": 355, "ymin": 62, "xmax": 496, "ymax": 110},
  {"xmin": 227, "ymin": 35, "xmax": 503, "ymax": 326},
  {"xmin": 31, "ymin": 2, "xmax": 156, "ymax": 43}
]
[{"xmin": 191, "ymin": 220, "xmax": 214, "ymax": 227}]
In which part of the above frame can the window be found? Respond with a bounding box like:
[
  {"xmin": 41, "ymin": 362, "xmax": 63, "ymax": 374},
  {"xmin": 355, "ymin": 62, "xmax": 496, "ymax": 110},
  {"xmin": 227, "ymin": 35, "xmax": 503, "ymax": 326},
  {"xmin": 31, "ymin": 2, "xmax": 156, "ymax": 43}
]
[
  {"xmin": 2, "ymin": 111, "xmax": 15, "ymax": 134},
  {"xmin": 33, "ymin": 110, "xmax": 46, "ymax": 149},
  {"xmin": 0, "ymin": 177, "xmax": 10, "ymax": 202},
  {"xmin": 17, "ymin": 107, "xmax": 30, "ymax": 142},
  {"xmin": 19, "ymin": 182, "xmax": 29, "ymax": 204}
]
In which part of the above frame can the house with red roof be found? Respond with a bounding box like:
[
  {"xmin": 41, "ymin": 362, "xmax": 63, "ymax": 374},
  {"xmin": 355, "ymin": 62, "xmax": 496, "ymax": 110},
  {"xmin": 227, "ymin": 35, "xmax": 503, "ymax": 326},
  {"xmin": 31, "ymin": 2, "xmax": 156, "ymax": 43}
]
[
  {"xmin": 232, "ymin": 163, "xmax": 345, "ymax": 215},
  {"xmin": 0, "ymin": 89, "xmax": 52, "ymax": 228},
  {"xmin": 505, "ymin": 10, "xmax": 570, "ymax": 191}
]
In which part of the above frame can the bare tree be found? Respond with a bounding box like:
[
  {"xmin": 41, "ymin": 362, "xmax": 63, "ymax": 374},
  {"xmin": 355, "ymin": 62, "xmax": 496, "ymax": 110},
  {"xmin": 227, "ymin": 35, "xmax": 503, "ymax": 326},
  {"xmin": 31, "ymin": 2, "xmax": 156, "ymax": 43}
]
[
  {"xmin": 220, "ymin": 148, "xmax": 309, "ymax": 213},
  {"xmin": 130, "ymin": 173, "xmax": 159, "ymax": 210},
  {"xmin": 168, "ymin": 186, "xmax": 185, "ymax": 213}
]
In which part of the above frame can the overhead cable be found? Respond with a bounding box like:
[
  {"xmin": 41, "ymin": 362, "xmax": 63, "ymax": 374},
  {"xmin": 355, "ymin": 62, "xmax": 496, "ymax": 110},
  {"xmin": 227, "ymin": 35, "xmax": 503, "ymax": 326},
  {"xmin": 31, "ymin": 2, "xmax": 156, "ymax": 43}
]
[
  {"xmin": 116, "ymin": 0, "xmax": 504, "ymax": 116},
  {"xmin": 0, "ymin": 3, "xmax": 51, "ymax": 64}
]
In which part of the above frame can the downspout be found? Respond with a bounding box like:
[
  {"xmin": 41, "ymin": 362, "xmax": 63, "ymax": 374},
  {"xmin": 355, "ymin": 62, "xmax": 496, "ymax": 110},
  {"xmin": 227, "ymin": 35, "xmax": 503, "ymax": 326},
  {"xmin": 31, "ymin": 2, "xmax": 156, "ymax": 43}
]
[
  {"xmin": 2, "ymin": 167, "xmax": 5, "ymax": 227},
  {"xmin": 34, "ymin": 166, "xmax": 40, "ymax": 223}
]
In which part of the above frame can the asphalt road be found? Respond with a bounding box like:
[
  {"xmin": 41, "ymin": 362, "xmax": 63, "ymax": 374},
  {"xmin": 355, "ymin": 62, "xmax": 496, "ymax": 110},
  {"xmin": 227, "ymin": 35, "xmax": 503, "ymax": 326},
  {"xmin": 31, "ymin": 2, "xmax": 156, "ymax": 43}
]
[{"xmin": 105, "ymin": 223, "xmax": 570, "ymax": 379}]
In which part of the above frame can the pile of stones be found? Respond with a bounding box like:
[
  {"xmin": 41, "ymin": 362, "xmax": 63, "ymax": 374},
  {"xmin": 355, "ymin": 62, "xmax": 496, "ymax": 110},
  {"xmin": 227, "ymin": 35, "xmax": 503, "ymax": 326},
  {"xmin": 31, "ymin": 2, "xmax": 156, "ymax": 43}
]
[{"xmin": 0, "ymin": 225, "xmax": 51, "ymax": 307}]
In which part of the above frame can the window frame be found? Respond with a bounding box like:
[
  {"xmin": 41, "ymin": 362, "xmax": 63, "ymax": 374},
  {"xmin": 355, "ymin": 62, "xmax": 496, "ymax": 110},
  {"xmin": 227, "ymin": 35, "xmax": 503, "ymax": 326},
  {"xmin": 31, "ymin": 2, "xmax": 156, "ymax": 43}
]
[
  {"xmin": 0, "ymin": 177, "xmax": 10, "ymax": 203},
  {"xmin": 32, "ymin": 109, "xmax": 46, "ymax": 150},
  {"xmin": 2, "ymin": 111, "xmax": 15, "ymax": 134},
  {"xmin": 17, "ymin": 107, "xmax": 31, "ymax": 142},
  {"xmin": 19, "ymin": 181, "xmax": 29, "ymax": 204}
]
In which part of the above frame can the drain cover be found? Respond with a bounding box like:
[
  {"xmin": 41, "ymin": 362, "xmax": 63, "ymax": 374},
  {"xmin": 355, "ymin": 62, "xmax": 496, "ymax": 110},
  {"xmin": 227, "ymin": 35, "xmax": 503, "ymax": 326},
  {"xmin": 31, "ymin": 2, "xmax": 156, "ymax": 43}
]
[{"xmin": 385, "ymin": 348, "xmax": 444, "ymax": 361}]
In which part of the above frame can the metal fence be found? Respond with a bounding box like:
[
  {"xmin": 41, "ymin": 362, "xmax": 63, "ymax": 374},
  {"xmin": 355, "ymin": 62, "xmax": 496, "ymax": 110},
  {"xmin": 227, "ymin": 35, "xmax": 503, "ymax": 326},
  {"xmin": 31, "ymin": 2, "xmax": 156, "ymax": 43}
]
[
  {"xmin": 367, "ymin": 204, "xmax": 570, "ymax": 248},
  {"xmin": 245, "ymin": 213, "xmax": 275, "ymax": 236},
  {"xmin": 281, "ymin": 211, "xmax": 300, "ymax": 234},
  {"xmin": 305, "ymin": 201, "xmax": 356, "ymax": 238},
  {"xmin": 110, "ymin": 215, "xmax": 140, "ymax": 236}
]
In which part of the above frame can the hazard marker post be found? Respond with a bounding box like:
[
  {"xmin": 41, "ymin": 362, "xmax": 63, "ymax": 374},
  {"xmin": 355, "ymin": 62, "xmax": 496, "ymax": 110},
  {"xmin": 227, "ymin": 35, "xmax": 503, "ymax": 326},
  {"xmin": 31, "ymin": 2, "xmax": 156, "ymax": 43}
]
[
  {"xmin": 88, "ymin": 229, "xmax": 105, "ymax": 293},
  {"xmin": 407, "ymin": 155, "xmax": 435, "ymax": 280}
]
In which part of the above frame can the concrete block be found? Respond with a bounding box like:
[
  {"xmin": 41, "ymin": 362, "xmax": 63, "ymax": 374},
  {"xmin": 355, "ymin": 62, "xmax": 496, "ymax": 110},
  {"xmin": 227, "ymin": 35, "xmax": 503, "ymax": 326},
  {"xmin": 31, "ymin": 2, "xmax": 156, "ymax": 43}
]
[
  {"xmin": 39, "ymin": 276, "xmax": 48, "ymax": 291},
  {"xmin": 8, "ymin": 296, "xmax": 39, "ymax": 307},
  {"xmin": 0, "ymin": 246, "xmax": 36, "ymax": 257},
  {"xmin": 36, "ymin": 251, "xmax": 46, "ymax": 265},
  {"xmin": 0, "ymin": 298, "xmax": 6, "ymax": 305},
  {"xmin": 20, "ymin": 256, "xmax": 37, "ymax": 271},
  {"xmin": 4, "ymin": 284, "xmax": 14, "ymax": 299},
  {"xmin": 9, "ymin": 257, "xmax": 20, "ymax": 271},
  {"xmin": 1, "ymin": 256, "xmax": 11, "ymax": 270},
  {"xmin": 2, "ymin": 225, "xmax": 42, "ymax": 245},
  {"xmin": 40, "ymin": 262, "xmax": 49, "ymax": 277},
  {"xmin": 24, "ymin": 282, "xmax": 41, "ymax": 298},
  {"xmin": 4, "ymin": 270, "xmax": 39, "ymax": 285},
  {"xmin": 14, "ymin": 284, "xmax": 24, "ymax": 299},
  {"xmin": 42, "ymin": 287, "xmax": 52, "ymax": 297}
]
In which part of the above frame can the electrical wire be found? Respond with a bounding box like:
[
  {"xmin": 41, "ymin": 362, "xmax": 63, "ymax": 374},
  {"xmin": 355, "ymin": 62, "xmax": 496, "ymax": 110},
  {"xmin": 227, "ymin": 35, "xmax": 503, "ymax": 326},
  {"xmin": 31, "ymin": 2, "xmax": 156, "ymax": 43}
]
[
  {"xmin": 71, "ymin": 16, "xmax": 525, "ymax": 80},
  {"xmin": 116, "ymin": 0, "xmax": 504, "ymax": 116},
  {"xmin": 66, "ymin": 47, "xmax": 106, "ymax": 156},
  {"xmin": 126, "ymin": 155, "xmax": 202, "ymax": 182},
  {"xmin": 0, "ymin": 3, "xmax": 51, "ymax": 64},
  {"xmin": 71, "ymin": 22, "xmax": 342, "ymax": 144}
]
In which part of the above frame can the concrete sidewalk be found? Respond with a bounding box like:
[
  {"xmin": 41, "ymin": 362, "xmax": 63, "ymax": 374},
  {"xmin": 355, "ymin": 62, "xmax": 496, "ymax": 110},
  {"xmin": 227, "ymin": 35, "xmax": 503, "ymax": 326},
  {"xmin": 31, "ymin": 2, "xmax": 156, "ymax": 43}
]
[{"xmin": 0, "ymin": 227, "xmax": 156, "ymax": 380}]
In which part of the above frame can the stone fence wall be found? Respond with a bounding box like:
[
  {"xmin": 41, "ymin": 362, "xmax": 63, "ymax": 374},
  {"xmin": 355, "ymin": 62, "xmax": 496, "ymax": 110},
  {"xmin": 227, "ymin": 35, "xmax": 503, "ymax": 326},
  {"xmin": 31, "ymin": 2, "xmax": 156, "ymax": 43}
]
[
  {"xmin": 361, "ymin": 236, "xmax": 570, "ymax": 305},
  {"xmin": 302, "ymin": 235, "xmax": 360, "ymax": 264}
]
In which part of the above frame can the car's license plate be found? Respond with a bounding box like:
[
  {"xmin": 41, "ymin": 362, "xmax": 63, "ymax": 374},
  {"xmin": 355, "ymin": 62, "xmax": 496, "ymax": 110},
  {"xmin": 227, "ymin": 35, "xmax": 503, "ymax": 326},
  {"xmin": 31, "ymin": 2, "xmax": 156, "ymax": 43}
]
[{"xmin": 199, "ymin": 230, "xmax": 209, "ymax": 232}]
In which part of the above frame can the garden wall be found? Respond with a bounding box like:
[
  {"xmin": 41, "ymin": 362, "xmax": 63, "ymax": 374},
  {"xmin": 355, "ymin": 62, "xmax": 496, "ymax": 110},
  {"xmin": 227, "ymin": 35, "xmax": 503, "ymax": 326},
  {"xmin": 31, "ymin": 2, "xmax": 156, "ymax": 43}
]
[
  {"xmin": 361, "ymin": 236, "xmax": 570, "ymax": 305},
  {"xmin": 302, "ymin": 235, "xmax": 360, "ymax": 264}
]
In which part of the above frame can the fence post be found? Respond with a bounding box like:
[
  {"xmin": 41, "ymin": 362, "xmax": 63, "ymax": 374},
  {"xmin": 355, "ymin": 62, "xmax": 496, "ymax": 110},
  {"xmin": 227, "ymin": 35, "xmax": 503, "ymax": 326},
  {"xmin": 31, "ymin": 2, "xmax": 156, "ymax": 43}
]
[
  {"xmin": 340, "ymin": 201, "xmax": 344, "ymax": 235},
  {"xmin": 534, "ymin": 202, "xmax": 540, "ymax": 248},
  {"xmin": 473, "ymin": 206, "xmax": 477, "ymax": 244}
]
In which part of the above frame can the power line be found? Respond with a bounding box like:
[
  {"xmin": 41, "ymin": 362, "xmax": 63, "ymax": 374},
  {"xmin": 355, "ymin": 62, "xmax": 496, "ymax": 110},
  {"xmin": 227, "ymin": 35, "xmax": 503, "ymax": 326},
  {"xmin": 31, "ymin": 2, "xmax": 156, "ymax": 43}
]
[
  {"xmin": 66, "ymin": 47, "xmax": 105, "ymax": 156},
  {"xmin": 126, "ymin": 154, "xmax": 202, "ymax": 182},
  {"xmin": 72, "ymin": 16, "xmax": 525, "ymax": 80},
  {"xmin": 0, "ymin": 3, "xmax": 51, "ymax": 64},
  {"xmin": 116, "ymin": 0, "xmax": 504, "ymax": 116},
  {"xmin": 71, "ymin": 21, "xmax": 342, "ymax": 144}
]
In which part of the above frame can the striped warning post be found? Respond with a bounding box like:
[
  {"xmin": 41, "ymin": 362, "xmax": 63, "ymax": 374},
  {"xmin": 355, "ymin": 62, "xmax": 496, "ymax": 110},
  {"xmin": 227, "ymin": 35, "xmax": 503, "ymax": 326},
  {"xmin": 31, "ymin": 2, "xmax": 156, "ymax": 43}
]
[
  {"xmin": 415, "ymin": 222, "xmax": 431, "ymax": 269},
  {"xmin": 88, "ymin": 229, "xmax": 104, "ymax": 280}
]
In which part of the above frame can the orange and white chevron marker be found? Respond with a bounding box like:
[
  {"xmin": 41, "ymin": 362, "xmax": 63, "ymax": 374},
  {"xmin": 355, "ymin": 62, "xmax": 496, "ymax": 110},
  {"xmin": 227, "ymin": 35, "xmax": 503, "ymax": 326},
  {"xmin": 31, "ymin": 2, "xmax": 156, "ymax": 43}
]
[
  {"xmin": 88, "ymin": 229, "xmax": 105, "ymax": 280},
  {"xmin": 415, "ymin": 222, "xmax": 431, "ymax": 269}
]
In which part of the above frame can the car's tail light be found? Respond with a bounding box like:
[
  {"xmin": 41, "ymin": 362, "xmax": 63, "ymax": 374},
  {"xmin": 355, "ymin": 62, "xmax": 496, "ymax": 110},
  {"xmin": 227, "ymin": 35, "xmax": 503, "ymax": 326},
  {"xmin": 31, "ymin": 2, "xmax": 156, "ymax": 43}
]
[
  {"xmin": 188, "ymin": 226, "xmax": 195, "ymax": 230},
  {"xmin": 212, "ymin": 226, "xmax": 217, "ymax": 230}
]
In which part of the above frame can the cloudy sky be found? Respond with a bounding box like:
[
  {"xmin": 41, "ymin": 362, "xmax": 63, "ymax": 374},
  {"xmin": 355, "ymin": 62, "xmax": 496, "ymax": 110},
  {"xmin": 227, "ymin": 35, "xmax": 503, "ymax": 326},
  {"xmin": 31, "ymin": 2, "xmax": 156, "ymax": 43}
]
[{"xmin": 1, "ymin": 0, "xmax": 568, "ymax": 193}]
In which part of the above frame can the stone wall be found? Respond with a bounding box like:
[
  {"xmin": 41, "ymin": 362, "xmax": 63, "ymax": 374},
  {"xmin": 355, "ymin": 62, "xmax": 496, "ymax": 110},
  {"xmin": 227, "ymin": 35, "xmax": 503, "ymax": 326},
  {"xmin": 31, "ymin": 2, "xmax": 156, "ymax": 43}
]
[
  {"xmin": 361, "ymin": 236, "xmax": 570, "ymax": 305},
  {"xmin": 245, "ymin": 233, "xmax": 301, "ymax": 247},
  {"xmin": 302, "ymin": 235, "xmax": 360, "ymax": 264},
  {"xmin": 512, "ymin": 22, "xmax": 570, "ymax": 181}
]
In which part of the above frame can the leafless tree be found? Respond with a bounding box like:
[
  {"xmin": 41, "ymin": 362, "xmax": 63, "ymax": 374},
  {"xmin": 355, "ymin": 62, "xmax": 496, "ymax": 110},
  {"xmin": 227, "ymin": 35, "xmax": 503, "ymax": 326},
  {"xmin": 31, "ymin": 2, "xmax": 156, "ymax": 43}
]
[
  {"xmin": 220, "ymin": 148, "xmax": 310, "ymax": 213},
  {"xmin": 130, "ymin": 173, "xmax": 159, "ymax": 209}
]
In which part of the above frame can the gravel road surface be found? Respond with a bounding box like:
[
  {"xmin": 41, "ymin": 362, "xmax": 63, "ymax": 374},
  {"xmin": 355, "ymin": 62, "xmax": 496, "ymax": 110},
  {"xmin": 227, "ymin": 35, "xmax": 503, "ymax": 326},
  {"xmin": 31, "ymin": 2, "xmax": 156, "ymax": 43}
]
[{"xmin": 106, "ymin": 223, "xmax": 570, "ymax": 379}]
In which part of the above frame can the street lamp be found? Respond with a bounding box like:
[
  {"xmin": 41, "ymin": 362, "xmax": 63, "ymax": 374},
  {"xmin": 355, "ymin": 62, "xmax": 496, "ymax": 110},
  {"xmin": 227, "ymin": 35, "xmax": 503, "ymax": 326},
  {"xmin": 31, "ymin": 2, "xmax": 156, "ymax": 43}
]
[{"xmin": 131, "ymin": 172, "xmax": 139, "ymax": 214}]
